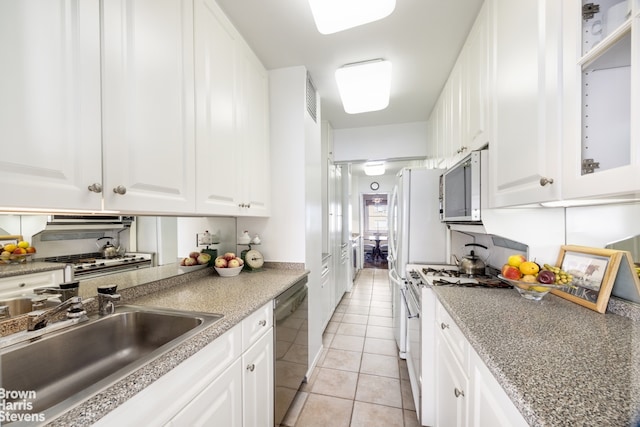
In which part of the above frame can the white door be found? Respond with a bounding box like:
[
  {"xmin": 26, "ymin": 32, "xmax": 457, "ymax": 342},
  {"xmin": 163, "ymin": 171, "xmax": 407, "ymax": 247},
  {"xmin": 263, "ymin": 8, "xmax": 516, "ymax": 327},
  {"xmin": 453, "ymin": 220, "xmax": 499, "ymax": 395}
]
[
  {"xmin": 167, "ymin": 360, "xmax": 243, "ymax": 427},
  {"xmin": 242, "ymin": 329, "xmax": 274, "ymax": 427},
  {"xmin": 0, "ymin": 0, "xmax": 103, "ymax": 211},
  {"xmin": 101, "ymin": 0, "xmax": 196, "ymax": 214}
]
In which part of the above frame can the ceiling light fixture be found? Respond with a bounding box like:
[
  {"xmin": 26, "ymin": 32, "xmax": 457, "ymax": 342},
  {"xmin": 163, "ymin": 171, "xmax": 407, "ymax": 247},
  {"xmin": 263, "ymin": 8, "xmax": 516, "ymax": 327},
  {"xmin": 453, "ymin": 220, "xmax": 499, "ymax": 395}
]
[
  {"xmin": 364, "ymin": 161, "xmax": 386, "ymax": 176},
  {"xmin": 307, "ymin": 0, "xmax": 396, "ymax": 35},
  {"xmin": 335, "ymin": 59, "xmax": 392, "ymax": 114}
]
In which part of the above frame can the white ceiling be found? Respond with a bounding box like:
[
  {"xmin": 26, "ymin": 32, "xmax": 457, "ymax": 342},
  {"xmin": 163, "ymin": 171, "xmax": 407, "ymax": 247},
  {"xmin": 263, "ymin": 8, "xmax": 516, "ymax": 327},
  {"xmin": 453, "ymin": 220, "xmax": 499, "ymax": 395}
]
[{"xmin": 215, "ymin": 0, "xmax": 485, "ymax": 130}]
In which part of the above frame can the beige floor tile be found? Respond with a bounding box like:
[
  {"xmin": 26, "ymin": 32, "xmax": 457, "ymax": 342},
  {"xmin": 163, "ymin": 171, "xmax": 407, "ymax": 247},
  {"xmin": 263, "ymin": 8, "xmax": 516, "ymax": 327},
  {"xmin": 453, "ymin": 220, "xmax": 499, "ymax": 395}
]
[
  {"xmin": 355, "ymin": 373, "xmax": 403, "ymax": 408},
  {"xmin": 311, "ymin": 367, "xmax": 358, "ymax": 400},
  {"xmin": 360, "ymin": 353, "xmax": 400, "ymax": 378},
  {"xmin": 345, "ymin": 305, "xmax": 369, "ymax": 315},
  {"xmin": 336, "ymin": 322, "xmax": 367, "ymax": 337},
  {"xmin": 330, "ymin": 334, "xmax": 365, "ymax": 352},
  {"xmin": 295, "ymin": 394, "xmax": 353, "ymax": 427},
  {"xmin": 331, "ymin": 311, "xmax": 345, "ymax": 322},
  {"xmin": 321, "ymin": 348, "xmax": 362, "ymax": 372},
  {"xmin": 322, "ymin": 332, "xmax": 334, "ymax": 348},
  {"xmin": 369, "ymin": 307, "xmax": 392, "ymax": 317},
  {"xmin": 351, "ymin": 401, "xmax": 404, "ymax": 427},
  {"xmin": 348, "ymin": 297, "xmax": 372, "ymax": 307},
  {"xmin": 368, "ymin": 315, "xmax": 393, "ymax": 327},
  {"xmin": 403, "ymin": 409, "xmax": 420, "ymax": 427},
  {"xmin": 341, "ymin": 313, "xmax": 369, "ymax": 325},
  {"xmin": 366, "ymin": 325, "xmax": 395, "ymax": 339},
  {"xmin": 363, "ymin": 337, "xmax": 398, "ymax": 357},
  {"xmin": 400, "ymin": 379, "xmax": 416, "ymax": 411},
  {"xmin": 324, "ymin": 321, "xmax": 339, "ymax": 333},
  {"xmin": 280, "ymin": 390, "xmax": 308, "ymax": 427},
  {"xmin": 398, "ymin": 358, "xmax": 410, "ymax": 381}
]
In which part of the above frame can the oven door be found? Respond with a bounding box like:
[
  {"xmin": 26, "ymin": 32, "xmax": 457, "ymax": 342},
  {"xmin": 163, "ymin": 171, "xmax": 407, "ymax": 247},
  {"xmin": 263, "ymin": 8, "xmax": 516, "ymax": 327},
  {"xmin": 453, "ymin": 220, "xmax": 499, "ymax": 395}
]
[{"xmin": 402, "ymin": 285, "xmax": 421, "ymax": 418}]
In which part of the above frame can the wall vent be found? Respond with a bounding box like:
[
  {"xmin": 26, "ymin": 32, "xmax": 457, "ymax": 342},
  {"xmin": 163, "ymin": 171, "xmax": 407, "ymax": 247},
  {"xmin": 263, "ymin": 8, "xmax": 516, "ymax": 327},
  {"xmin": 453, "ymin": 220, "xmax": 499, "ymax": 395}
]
[{"xmin": 306, "ymin": 72, "xmax": 317, "ymax": 122}]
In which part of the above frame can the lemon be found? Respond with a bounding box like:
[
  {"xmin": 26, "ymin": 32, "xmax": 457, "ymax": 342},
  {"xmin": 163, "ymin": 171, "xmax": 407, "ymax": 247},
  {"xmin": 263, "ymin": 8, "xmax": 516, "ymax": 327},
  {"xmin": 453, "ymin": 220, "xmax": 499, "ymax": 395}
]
[
  {"xmin": 17, "ymin": 241, "xmax": 29, "ymax": 249},
  {"xmin": 519, "ymin": 261, "xmax": 540, "ymax": 276}
]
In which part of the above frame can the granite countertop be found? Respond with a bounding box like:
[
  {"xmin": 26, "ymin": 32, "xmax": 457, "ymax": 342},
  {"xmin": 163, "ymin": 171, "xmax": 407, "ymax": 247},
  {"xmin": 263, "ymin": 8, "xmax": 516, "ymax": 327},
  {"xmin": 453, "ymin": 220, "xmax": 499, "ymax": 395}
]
[
  {"xmin": 0, "ymin": 261, "xmax": 66, "ymax": 279},
  {"xmin": 433, "ymin": 287, "xmax": 640, "ymax": 427},
  {"xmin": 34, "ymin": 265, "xmax": 309, "ymax": 427}
]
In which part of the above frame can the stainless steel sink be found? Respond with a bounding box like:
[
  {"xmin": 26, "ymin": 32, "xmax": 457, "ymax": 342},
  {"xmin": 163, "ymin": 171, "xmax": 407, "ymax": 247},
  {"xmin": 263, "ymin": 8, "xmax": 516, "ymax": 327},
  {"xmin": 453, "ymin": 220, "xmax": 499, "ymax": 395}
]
[{"xmin": 0, "ymin": 305, "xmax": 223, "ymax": 423}]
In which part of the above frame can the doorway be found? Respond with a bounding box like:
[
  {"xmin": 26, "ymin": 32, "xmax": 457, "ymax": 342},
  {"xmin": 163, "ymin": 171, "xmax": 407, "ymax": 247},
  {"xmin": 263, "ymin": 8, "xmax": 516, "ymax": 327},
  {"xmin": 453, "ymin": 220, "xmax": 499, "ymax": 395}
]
[{"xmin": 361, "ymin": 193, "xmax": 388, "ymax": 269}]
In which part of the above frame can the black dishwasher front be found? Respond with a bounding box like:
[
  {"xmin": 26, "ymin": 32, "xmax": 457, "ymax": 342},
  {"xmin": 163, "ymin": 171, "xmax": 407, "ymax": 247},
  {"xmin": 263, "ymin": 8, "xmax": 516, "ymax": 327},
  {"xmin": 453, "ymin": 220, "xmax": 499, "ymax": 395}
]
[{"xmin": 273, "ymin": 278, "xmax": 308, "ymax": 426}]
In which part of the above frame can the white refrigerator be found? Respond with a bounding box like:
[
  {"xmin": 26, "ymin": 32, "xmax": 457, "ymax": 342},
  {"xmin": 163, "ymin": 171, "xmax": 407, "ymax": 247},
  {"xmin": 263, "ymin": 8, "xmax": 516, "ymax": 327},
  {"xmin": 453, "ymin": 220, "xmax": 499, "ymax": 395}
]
[{"xmin": 388, "ymin": 167, "xmax": 446, "ymax": 356}]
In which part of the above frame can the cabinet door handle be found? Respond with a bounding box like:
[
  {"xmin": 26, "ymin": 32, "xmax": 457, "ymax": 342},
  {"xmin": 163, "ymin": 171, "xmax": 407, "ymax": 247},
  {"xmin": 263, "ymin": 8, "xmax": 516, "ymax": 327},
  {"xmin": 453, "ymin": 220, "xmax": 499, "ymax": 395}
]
[
  {"xmin": 440, "ymin": 322, "xmax": 449, "ymax": 330},
  {"xmin": 258, "ymin": 319, "xmax": 267, "ymax": 327},
  {"xmin": 113, "ymin": 185, "xmax": 127, "ymax": 195},
  {"xmin": 454, "ymin": 388, "xmax": 465, "ymax": 398},
  {"xmin": 87, "ymin": 183, "xmax": 103, "ymax": 193},
  {"xmin": 539, "ymin": 177, "xmax": 554, "ymax": 186},
  {"xmin": 247, "ymin": 363, "xmax": 255, "ymax": 372}
]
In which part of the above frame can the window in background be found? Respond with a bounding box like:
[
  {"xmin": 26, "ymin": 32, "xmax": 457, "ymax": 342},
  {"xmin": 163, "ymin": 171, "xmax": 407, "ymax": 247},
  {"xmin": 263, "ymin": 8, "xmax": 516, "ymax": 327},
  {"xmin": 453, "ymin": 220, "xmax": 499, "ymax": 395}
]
[{"xmin": 363, "ymin": 194, "xmax": 388, "ymax": 236}]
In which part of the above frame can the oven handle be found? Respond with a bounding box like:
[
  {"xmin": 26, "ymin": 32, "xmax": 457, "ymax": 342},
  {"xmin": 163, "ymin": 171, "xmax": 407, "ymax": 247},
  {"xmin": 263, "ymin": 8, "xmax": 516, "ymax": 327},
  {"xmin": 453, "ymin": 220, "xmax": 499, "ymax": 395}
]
[{"xmin": 401, "ymin": 288, "xmax": 420, "ymax": 319}]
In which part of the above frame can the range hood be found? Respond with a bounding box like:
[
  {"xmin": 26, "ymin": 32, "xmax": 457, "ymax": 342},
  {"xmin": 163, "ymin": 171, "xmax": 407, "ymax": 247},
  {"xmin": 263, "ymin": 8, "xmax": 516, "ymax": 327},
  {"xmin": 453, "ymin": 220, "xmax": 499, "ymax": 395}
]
[{"xmin": 43, "ymin": 215, "xmax": 134, "ymax": 232}]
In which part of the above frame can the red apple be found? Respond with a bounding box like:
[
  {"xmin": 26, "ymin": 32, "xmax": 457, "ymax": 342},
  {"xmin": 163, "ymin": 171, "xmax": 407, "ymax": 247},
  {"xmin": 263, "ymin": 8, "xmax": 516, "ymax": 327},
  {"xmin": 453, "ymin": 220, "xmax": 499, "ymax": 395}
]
[
  {"xmin": 228, "ymin": 258, "xmax": 240, "ymax": 268},
  {"xmin": 214, "ymin": 257, "xmax": 228, "ymax": 268},
  {"xmin": 236, "ymin": 257, "xmax": 244, "ymax": 266},
  {"xmin": 189, "ymin": 251, "xmax": 201, "ymax": 259},
  {"xmin": 26, "ymin": 247, "xmax": 36, "ymax": 253},
  {"xmin": 12, "ymin": 247, "xmax": 26, "ymax": 255},
  {"xmin": 224, "ymin": 252, "xmax": 236, "ymax": 261},
  {"xmin": 197, "ymin": 253, "xmax": 212, "ymax": 265},
  {"xmin": 501, "ymin": 264, "xmax": 522, "ymax": 280},
  {"xmin": 183, "ymin": 257, "xmax": 197, "ymax": 266}
]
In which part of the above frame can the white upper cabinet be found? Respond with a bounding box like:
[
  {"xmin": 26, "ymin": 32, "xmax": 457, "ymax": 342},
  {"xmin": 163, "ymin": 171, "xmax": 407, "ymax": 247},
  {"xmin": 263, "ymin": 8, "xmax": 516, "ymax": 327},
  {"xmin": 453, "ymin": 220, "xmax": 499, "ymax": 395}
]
[
  {"xmin": 194, "ymin": 0, "xmax": 270, "ymax": 217},
  {"xmin": 0, "ymin": 1, "xmax": 103, "ymax": 211},
  {"xmin": 488, "ymin": 0, "xmax": 563, "ymax": 207},
  {"xmin": 562, "ymin": 0, "xmax": 640, "ymax": 200},
  {"xmin": 101, "ymin": 0, "xmax": 196, "ymax": 214},
  {"xmin": 427, "ymin": 1, "xmax": 490, "ymax": 169}
]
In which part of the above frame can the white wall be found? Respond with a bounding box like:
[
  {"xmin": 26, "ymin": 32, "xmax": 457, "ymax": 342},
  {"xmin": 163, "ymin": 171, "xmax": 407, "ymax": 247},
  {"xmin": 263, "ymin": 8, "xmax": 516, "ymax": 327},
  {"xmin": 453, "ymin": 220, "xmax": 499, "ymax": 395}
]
[
  {"xmin": 333, "ymin": 121, "xmax": 429, "ymax": 162},
  {"xmin": 239, "ymin": 65, "xmax": 323, "ymax": 377}
]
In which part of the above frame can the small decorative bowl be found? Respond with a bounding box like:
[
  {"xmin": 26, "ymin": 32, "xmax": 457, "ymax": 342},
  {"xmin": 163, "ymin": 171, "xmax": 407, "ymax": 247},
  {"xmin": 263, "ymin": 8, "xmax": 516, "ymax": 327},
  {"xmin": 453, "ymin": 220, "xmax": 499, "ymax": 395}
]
[
  {"xmin": 0, "ymin": 253, "xmax": 34, "ymax": 265},
  {"xmin": 498, "ymin": 275, "xmax": 570, "ymax": 301},
  {"xmin": 214, "ymin": 266, "xmax": 242, "ymax": 277}
]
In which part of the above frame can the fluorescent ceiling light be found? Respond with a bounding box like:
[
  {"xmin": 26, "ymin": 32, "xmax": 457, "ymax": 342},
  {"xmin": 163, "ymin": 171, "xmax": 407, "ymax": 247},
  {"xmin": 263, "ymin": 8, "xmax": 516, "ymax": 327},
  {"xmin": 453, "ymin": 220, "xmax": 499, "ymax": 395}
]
[
  {"xmin": 335, "ymin": 59, "xmax": 392, "ymax": 114},
  {"xmin": 364, "ymin": 161, "xmax": 385, "ymax": 176},
  {"xmin": 308, "ymin": 0, "xmax": 396, "ymax": 35}
]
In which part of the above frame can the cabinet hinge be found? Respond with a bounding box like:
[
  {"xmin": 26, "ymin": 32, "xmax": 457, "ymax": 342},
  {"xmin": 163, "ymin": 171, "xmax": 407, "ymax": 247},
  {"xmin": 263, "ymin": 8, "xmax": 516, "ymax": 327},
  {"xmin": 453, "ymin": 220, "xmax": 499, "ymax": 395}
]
[
  {"xmin": 582, "ymin": 158, "xmax": 600, "ymax": 174},
  {"xmin": 583, "ymin": 3, "xmax": 600, "ymax": 20}
]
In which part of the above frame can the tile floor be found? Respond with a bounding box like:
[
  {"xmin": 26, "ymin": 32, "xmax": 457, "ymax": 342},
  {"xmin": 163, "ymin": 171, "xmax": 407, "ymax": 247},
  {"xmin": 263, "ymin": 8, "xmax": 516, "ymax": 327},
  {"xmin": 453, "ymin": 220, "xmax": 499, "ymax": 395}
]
[{"xmin": 281, "ymin": 267, "xmax": 420, "ymax": 427}]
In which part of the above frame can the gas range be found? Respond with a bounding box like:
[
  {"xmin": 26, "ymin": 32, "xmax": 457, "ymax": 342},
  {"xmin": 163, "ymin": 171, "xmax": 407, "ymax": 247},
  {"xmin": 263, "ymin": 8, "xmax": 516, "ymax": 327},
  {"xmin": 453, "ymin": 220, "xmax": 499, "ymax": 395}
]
[
  {"xmin": 44, "ymin": 252, "xmax": 153, "ymax": 279},
  {"xmin": 407, "ymin": 264, "xmax": 511, "ymax": 289}
]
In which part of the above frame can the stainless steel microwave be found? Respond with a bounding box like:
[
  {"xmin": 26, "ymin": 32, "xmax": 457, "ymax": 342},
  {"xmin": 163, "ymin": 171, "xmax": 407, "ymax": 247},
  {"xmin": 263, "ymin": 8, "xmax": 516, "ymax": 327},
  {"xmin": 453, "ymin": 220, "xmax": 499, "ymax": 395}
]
[{"xmin": 439, "ymin": 150, "xmax": 485, "ymax": 222}]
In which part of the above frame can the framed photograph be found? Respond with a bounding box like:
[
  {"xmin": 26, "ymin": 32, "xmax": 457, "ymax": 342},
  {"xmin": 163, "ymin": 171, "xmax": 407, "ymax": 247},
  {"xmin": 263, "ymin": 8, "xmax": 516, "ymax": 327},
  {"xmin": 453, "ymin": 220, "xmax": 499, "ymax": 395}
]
[{"xmin": 550, "ymin": 245, "xmax": 623, "ymax": 313}]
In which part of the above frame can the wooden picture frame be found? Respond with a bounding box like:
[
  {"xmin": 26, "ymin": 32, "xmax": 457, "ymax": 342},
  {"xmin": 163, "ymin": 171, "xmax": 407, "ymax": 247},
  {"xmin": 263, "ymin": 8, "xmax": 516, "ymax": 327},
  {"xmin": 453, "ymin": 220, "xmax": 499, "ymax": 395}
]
[{"xmin": 550, "ymin": 245, "xmax": 623, "ymax": 313}]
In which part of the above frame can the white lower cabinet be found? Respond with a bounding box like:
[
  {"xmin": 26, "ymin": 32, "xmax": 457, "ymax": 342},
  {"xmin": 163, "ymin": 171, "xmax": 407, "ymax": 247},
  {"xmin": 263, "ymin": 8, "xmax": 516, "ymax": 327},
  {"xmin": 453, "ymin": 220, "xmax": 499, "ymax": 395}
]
[
  {"xmin": 93, "ymin": 302, "xmax": 274, "ymax": 427},
  {"xmin": 434, "ymin": 300, "xmax": 527, "ymax": 427},
  {"xmin": 167, "ymin": 359, "xmax": 243, "ymax": 426},
  {"xmin": 242, "ymin": 328, "xmax": 274, "ymax": 427}
]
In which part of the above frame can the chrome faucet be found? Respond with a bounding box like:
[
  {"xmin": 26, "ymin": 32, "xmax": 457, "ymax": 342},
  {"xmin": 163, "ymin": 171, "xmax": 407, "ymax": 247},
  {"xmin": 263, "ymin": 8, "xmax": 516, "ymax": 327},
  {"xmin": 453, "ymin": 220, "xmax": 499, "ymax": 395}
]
[
  {"xmin": 97, "ymin": 284, "xmax": 121, "ymax": 316},
  {"xmin": 27, "ymin": 296, "xmax": 92, "ymax": 331},
  {"xmin": 34, "ymin": 280, "xmax": 80, "ymax": 303}
]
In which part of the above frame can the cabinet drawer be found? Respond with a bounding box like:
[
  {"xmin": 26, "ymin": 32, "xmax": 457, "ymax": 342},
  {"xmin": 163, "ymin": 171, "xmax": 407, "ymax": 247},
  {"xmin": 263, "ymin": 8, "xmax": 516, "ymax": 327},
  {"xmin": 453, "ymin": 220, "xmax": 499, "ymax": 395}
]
[
  {"xmin": 0, "ymin": 270, "xmax": 65, "ymax": 297},
  {"xmin": 242, "ymin": 302, "xmax": 273, "ymax": 352},
  {"xmin": 436, "ymin": 302, "xmax": 469, "ymax": 370}
]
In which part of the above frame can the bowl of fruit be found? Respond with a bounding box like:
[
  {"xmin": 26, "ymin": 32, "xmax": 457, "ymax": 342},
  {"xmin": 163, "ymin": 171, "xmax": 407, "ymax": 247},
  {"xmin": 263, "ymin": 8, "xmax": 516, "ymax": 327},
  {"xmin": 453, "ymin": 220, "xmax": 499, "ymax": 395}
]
[
  {"xmin": 178, "ymin": 251, "xmax": 212, "ymax": 271},
  {"xmin": 0, "ymin": 241, "xmax": 37, "ymax": 265},
  {"xmin": 500, "ymin": 255, "xmax": 574, "ymax": 301},
  {"xmin": 214, "ymin": 252, "xmax": 244, "ymax": 277}
]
